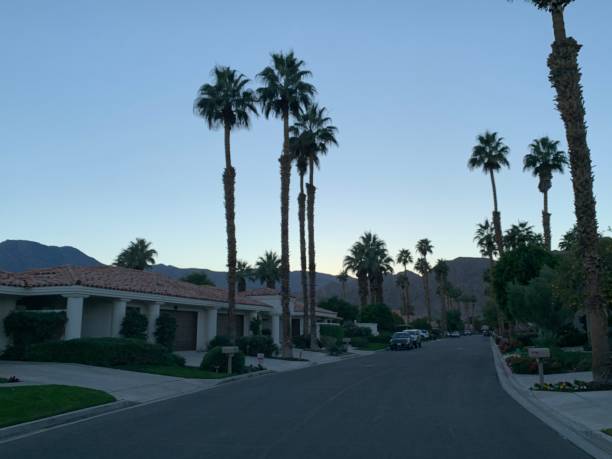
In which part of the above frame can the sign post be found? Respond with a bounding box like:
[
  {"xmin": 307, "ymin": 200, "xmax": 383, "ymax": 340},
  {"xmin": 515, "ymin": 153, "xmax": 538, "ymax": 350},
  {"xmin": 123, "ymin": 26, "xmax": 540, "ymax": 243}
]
[
  {"xmin": 222, "ymin": 346, "xmax": 239, "ymax": 376},
  {"xmin": 528, "ymin": 347, "xmax": 550, "ymax": 385}
]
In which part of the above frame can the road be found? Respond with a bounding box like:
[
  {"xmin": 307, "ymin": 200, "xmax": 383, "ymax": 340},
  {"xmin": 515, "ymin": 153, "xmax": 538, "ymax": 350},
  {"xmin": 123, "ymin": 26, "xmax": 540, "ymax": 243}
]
[{"xmin": 0, "ymin": 336, "xmax": 590, "ymax": 459}]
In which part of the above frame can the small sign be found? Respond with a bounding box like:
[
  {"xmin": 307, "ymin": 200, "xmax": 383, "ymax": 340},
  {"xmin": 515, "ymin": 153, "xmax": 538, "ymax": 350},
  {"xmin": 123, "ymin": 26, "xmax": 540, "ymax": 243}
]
[
  {"xmin": 221, "ymin": 346, "xmax": 239, "ymax": 354},
  {"xmin": 342, "ymin": 338, "xmax": 351, "ymax": 344},
  {"xmin": 256, "ymin": 353, "xmax": 264, "ymax": 365},
  {"xmin": 528, "ymin": 347, "xmax": 550, "ymax": 359}
]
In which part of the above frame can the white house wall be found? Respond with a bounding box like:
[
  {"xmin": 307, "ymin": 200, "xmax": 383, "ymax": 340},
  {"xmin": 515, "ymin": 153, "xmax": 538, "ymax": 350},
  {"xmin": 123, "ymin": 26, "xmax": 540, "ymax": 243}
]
[{"xmin": 82, "ymin": 299, "xmax": 113, "ymax": 338}]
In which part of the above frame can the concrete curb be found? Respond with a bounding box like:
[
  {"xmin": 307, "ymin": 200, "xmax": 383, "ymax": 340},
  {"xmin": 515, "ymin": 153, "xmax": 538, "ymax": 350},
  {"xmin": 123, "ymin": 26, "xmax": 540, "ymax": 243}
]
[
  {"xmin": 217, "ymin": 369, "xmax": 274, "ymax": 384},
  {"xmin": 0, "ymin": 399, "xmax": 135, "ymax": 442},
  {"xmin": 490, "ymin": 339, "xmax": 612, "ymax": 459}
]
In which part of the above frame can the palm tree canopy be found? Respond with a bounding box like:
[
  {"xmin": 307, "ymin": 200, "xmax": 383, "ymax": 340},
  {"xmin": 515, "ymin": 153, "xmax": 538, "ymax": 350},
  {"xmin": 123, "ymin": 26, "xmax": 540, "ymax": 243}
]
[
  {"xmin": 336, "ymin": 270, "xmax": 349, "ymax": 283},
  {"xmin": 236, "ymin": 260, "xmax": 254, "ymax": 280},
  {"xmin": 114, "ymin": 238, "xmax": 157, "ymax": 271},
  {"xmin": 290, "ymin": 104, "xmax": 338, "ymax": 164},
  {"xmin": 396, "ymin": 272, "xmax": 410, "ymax": 288},
  {"xmin": 396, "ymin": 249, "xmax": 413, "ymax": 269},
  {"xmin": 344, "ymin": 232, "xmax": 394, "ymax": 277},
  {"xmin": 433, "ymin": 259, "xmax": 449, "ymax": 283},
  {"xmin": 416, "ymin": 239, "xmax": 434, "ymax": 258},
  {"xmin": 468, "ymin": 131, "xmax": 511, "ymax": 174},
  {"xmin": 414, "ymin": 258, "xmax": 431, "ymax": 276},
  {"xmin": 181, "ymin": 271, "xmax": 215, "ymax": 286},
  {"xmin": 257, "ymin": 51, "xmax": 316, "ymax": 119},
  {"xmin": 474, "ymin": 219, "xmax": 498, "ymax": 259},
  {"xmin": 193, "ymin": 66, "xmax": 257, "ymax": 130},
  {"xmin": 522, "ymin": 0, "xmax": 574, "ymax": 11},
  {"xmin": 503, "ymin": 221, "xmax": 544, "ymax": 250},
  {"xmin": 523, "ymin": 137, "xmax": 567, "ymax": 193},
  {"xmin": 255, "ymin": 251, "xmax": 281, "ymax": 286}
]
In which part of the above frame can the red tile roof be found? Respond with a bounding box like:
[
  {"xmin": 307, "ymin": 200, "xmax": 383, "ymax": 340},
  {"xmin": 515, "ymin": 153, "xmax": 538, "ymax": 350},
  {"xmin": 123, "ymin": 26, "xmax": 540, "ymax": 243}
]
[
  {"xmin": 0, "ymin": 266, "xmax": 268, "ymax": 307},
  {"xmin": 240, "ymin": 287, "xmax": 280, "ymax": 297}
]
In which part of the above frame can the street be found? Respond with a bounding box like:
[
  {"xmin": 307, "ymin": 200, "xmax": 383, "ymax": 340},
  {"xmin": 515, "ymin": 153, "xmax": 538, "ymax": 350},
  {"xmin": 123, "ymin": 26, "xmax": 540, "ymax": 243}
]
[{"xmin": 0, "ymin": 337, "xmax": 590, "ymax": 458}]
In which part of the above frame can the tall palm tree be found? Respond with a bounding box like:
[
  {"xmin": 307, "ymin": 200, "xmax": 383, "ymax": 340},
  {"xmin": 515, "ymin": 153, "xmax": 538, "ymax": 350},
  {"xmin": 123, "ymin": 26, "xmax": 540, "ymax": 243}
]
[
  {"xmin": 415, "ymin": 239, "xmax": 434, "ymax": 322},
  {"xmin": 257, "ymin": 52, "xmax": 316, "ymax": 357},
  {"xmin": 395, "ymin": 274, "xmax": 411, "ymax": 320},
  {"xmin": 433, "ymin": 259, "xmax": 450, "ymax": 332},
  {"xmin": 468, "ymin": 131, "xmax": 510, "ymax": 255},
  {"xmin": 523, "ymin": 137, "xmax": 568, "ymax": 250},
  {"xmin": 236, "ymin": 260, "xmax": 254, "ymax": 292},
  {"xmin": 194, "ymin": 66, "xmax": 257, "ymax": 343},
  {"xmin": 474, "ymin": 219, "xmax": 498, "ymax": 262},
  {"xmin": 255, "ymin": 251, "xmax": 281, "ymax": 289},
  {"xmin": 114, "ymin": 238, "xmax": 157, "ymax": 271},
  {"xmin": 336, "ymin": 270, "xmax": 349, "ymax": 300},
  {"xmin": 291, "ymin": 104, "xmax": 338, "ymax": 346},
  {"xmin": 503, "ymin": 221, "xmax": 543, "ymax": 250},
  {"xmin": 344, "ymin": 242, "xmax": 369, "ymax": 309},
  {"xmin": 396, "ymin": 249, "xmax": 414, "ymax": 320},
  {"xmin": 290, "ymin": 129, "xmax": 311, "ymax": 336}
]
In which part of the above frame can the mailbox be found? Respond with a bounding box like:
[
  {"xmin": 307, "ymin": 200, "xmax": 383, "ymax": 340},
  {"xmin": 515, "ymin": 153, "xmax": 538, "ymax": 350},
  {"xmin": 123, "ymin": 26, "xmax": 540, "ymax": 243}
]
[
  {"xmin": 221, "ymin": 346, "xmax": 239, "ymax": 354},
  {"xmin": 527, "ymin": 347, "xmax": 550, "ymax": 359}
]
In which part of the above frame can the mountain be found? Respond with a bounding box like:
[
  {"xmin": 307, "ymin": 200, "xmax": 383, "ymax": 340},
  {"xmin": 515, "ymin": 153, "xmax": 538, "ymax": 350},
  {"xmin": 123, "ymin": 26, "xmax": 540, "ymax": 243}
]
[{"xmin": 0, "ymin": 240, "xmax": 103, "ymax": 272}]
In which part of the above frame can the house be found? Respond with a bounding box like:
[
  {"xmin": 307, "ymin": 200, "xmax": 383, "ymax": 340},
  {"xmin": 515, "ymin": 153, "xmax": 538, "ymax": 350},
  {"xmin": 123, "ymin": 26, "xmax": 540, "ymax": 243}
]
[{"xmin": 0, "ymin": 266, "xmax": 274, "ymax": 352}]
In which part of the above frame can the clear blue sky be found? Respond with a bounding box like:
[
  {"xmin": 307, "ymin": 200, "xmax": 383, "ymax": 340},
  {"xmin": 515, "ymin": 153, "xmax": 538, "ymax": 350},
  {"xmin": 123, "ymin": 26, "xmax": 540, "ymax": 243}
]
[{"xmin": 1, "ymin": 0, "xmax": 611, "ymax": 274}]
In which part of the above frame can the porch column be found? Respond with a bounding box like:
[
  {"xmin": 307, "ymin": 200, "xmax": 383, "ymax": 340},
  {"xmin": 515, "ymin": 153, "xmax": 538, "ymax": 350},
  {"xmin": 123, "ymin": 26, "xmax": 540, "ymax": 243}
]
[
  {"xmin": 206, "ymin": 308, "xmax": 218, "ymax": 346},
  {"xmin": 146, "ymin": 302, "xmax": 162, "ymax": 343},
  {"xmin": 271, "ymin": 313, "xmax": 280, "ymax": 346},
  {"xmin": 111, "ymin": 299, "xmax": 129, "ymax": 337},
  {"xmin": 64, "ymin": 295, "xmax": 88, "ymax": 340}
]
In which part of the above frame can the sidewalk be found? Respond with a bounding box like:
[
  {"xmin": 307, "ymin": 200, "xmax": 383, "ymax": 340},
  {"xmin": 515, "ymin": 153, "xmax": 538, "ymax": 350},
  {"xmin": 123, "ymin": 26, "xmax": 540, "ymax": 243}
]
[{"xmin": 490, "ymin": 340, "xmax": 612, "ymax": 459}]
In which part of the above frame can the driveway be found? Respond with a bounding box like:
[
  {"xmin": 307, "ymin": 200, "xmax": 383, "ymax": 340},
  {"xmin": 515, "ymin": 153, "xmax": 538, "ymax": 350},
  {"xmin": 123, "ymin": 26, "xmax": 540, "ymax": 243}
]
[
  {"xmin": 0, "ymin": 361, "xmax": 218, "ymax": 403},
  {"xmin": 0, "ymin": 337, "xmax": 591, "ymax": 458}
]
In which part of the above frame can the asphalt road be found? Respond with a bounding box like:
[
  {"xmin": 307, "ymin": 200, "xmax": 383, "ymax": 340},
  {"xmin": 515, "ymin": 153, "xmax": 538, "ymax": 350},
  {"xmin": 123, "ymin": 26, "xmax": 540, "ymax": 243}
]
[{"xmin": 0, "ymin": 337, "xmax": 590, "ymax": 459}]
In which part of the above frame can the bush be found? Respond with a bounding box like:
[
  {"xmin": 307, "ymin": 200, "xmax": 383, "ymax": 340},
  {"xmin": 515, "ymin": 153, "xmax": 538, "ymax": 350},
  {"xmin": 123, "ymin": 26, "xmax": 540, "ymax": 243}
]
[
  {"xmin": 208, "ymin": 335, "xmax": 231, "ymax": 350},
  {"xmin": 320, "ymin": 336, "xmax": 346, "ymax": 356},
  {"xmin": 237, "ymin": 335, "xmax": 277, "ymax": 357},
  {"xmin": 350, "ymin": 337, "xmax": 369, "ymax": 348},
  {"xmin": 369, "ymin": 332, "xmax": 392, "ymax": 344},
  {"xmin": 3, "ymin": 311, "xmax": 67, "ymax": 357},
  {"xmin": 320, "ymin": 324, "xmax": 344, "ymax": 341},
  {"xmin": 557, "ymin": 325, "xmax": 588, "ymax": 347},
  {"xmin": 360, "ymin": 304, "xmax": 395, "ymax": 332},
  {"xmin": 409, "ymin": 318, "xmax": 432, "ymax": 331},
  {"xmin": 292, "ymin": 334, "xmax": 310, "ymax": 349},
  {"xmin": 262, "ymin": 329, "xmax": 271, "ymax": 336},
  {"xmin": 505, "ymin": 349, "xmax": 592, "ymax": 374},
  {"xmin": 200, "ymin": 346, "xmax": 245, "ymax": 374},
  {"xmin": 318, "ymin": 297, "xmax": 359, "ymax": 321},
  {"xmin": 343, "ymin": 324, "xmax": 372, "ymax": 338},
  {"xmin": 249, "ymin": 316, "xmax": 262, "ymax": 335},
  {"xmin": 20, "ymin": 338, "xmax": 184, "ymax": 367},
  {"xmin": 154, "ymin": 313, "xmax": 177, "ymax": 350},
  {"xmin": 120, "ymin": 309, "xmax": 148, "ymax": 340}
]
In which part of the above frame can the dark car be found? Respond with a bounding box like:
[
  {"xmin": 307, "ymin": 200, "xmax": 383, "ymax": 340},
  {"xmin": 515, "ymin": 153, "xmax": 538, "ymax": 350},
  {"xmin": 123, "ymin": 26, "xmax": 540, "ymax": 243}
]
[{"xmin": 389, "ymin": 332, "xmax": 414, "ymax": 350}]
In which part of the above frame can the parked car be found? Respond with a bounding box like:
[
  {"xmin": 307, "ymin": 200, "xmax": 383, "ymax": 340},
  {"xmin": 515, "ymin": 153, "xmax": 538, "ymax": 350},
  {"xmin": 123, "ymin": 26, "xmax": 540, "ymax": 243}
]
[
  {"xmin": 449, "ymin": 331, "xmax": 461, "ymax": 337},
  {"xmin": 403, "ymin": 329, "xmax": 422, "ymax": 348},
  {"xmin": 418, "ymin": 329, "xmax": 430, "ymax": 340},
  {"xmin": 482, "ymin": 329, "xmax": 491, "ymax": 337},
  {"xmin": 389, "ymin": 332, "xmax": 414, "ymax": 350},
  {"xmin": 463, "ymin": 330, "xmax": 472, "ymax": 336}
]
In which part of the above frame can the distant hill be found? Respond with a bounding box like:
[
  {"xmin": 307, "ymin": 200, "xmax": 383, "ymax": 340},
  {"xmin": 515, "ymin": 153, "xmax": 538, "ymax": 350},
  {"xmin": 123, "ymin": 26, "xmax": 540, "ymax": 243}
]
[
  {"xmin": 0, "ymin": 240, "xmax": 102, "ymax": 272},
  {"xmin": 0, "ymin": 240, "xmax": 490, "ymax": 318}
]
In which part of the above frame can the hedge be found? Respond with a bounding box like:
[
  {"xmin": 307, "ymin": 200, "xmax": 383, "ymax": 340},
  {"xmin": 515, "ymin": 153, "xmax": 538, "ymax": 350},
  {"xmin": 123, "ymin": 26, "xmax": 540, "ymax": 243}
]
[
  {"xmin": 237, "ymin": 335, "xmax": 277, "ymax": 357},
  {"xmin": 200, "ymin": 346, "xmax": 245, "ymax": 374},
  {"xmin": 154, "ymin": 313, "xmax": 177, "ymax": 350},
  {"xmin": 20, "ymin": 338, "xmax": 185, "ymax": 367},
  {"xmin": 3, "ymin": 311, "xmax": 67, "ymax": 355},
  {"xmin": 120, "ymin": 309, "xmax": 148, "ymax": 340},
  {"xmin": 319, "ymin": 325, "xmax": 344, "ymax": 341}
]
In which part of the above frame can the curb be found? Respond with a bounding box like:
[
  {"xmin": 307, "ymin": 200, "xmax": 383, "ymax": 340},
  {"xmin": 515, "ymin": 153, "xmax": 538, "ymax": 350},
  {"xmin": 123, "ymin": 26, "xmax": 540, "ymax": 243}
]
[
  {"xmin": 490, "ymin": 339, "xmax": 612, "ymax": 459},
  {"xmin": 217, "ymin": 369, "xmax": 274, "ymax": 384},
  {"xmin": 0, "ymin": 400, "xmax": 135, "ymax": 442}
]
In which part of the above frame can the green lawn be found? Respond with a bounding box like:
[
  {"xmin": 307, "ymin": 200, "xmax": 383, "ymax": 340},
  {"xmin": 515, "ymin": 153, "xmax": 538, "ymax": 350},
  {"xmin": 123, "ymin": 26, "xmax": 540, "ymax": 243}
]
[
  {"xmin": 118, "ymin": 365, "xmax": 227, "ymax": 379},
  {"xmin": 603, "ymin": 428, "xmax": 612, "ymax": 437},
  {"xmin": 0, "ymin": 385, "xmax": 115, "ymax": 428}
]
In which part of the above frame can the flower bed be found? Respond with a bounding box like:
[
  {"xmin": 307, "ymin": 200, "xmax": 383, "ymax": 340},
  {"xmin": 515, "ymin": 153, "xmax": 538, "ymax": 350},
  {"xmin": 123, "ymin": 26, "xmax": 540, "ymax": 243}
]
[
  {"xmin": 532, "ymin": 380, "xmax": 612, "ymax": 392},
  {"xmin": 505, "ymin": 350, "xmax": 591, "ymax": 374}
]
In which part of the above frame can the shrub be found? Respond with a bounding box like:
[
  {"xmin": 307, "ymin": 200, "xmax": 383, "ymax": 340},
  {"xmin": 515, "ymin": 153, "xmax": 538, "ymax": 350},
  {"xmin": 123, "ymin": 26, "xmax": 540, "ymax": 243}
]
[
  {"xmin": 369, "ymin": 332, "xmax": 392, "ymax": 344},
  {"xmin": 409, "ymin": 318, "xmax": 432, "ymax": 331},
  {"xmin": 120, "ymin": 309, "xmax": 148, "ymax": 340},
  {"xmin": 360, "ymin": 304, "xmax": 395, "ymax": 332},
  {"xmin": 505, "ymin": 349, "xmax": 592, "ymax": 374},
  {"xmin": 319, "ymin": 324, "xmax": 344, "ymax": 341},
  {"xmin": 3, "ymin": 311, "xmax": 67, "ymax": 357},
  {"xmin": 237, "ymin": 335, "xmax": 277, "ymax": 357},
  {"xmin": 343, "ymin": 324, "xmax": 372, "ymax": 338},
  {"xmin": 22, "ymin": 338, "xmax": 184, "ymax": 367},
  {"xmin": 200, "ymin": 346, "xmax": 245, "ymax": 374},
  {"xmin": 208, "ymin": 335, "xmax": 231, "ymax": 350},
  {"xmin": 262, "ymin": 328, "xmax": 272, "ymax": 336},
  {"xmin": 154, "ymin": 313, "xmax": 177, "ymax": 350},
  {"xmin": 318, "ymin": 297, "xmax": 359, "ymax": 321},
  {"xmin": 249, "ymin": 316, "xmax": 262, "ymax": 335},
  {"xmin": 350, "ymin": 336, "xmax": 369, "ymax": 348},
  {"xmin": 557, "ymin": 325, "xmax": 588, "ymax": 347},
  {"xmin": 320, "ymin": 336, "xmax": 346, "ymax": 356}
]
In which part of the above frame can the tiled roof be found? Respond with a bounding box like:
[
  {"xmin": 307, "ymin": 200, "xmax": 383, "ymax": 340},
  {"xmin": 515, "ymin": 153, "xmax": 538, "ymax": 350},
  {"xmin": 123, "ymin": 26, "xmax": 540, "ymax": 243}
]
[
  {"xmin": 293, "ymin": 301, "xmax": 337, "ymax": 318},
  {"xmin": 240, "ymin": 287, "xmax": 280, "ymax": 297},
  {"xmin": 0, "ymin": 266, "xmax": 268, "ymax": 307}
]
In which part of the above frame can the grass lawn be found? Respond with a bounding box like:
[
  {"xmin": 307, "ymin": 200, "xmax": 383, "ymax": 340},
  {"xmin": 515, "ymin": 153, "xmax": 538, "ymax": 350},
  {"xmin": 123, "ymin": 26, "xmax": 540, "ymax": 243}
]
[
  {"xmin": 357, "ymin": 342, "xmax": 388, "ymax": 351},
  {"xmin": 603, "ymin": 428, "xmax": 612, "ymax": 437},
  {"xmin": 0, "ymin": 385, "xmax": 115, "ymax": 428},
  {"xmin": 117, "ymin": 365, "xmax": 228, "ymax": 379}
]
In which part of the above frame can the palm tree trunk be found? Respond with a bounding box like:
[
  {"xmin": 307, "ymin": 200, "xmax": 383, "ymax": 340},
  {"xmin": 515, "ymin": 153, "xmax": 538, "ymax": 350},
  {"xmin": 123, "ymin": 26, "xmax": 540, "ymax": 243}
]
[
  {"xmin": 280, "ymin": 110, "xmax": 292, "ymax": 358},
  {"xmin": 223, "ymin": 124, "xmax": 237, "ymax": 343},
  {"xmin": 423, "ymin": 271, "xmax": 432, "ymax": 323},
  {"xmin": 307, "ymin": 160, "xmax": 317, "ymax": 349},
  {"xmin": 489, "ymin": 171, "xmax": 504, "ymax": 255},
  {"xmin": 358, "ymin": 272, "xmax": 368, "ymax": 309},
  {"xmin": 542, "ymin": 190, "xmax": 552, "ymax": 250},
  {"xmin": 547, "ymin": 7, "xmax": 609, "ymax": 382},
  {"xmin": 298, "ymin": 174, "xmax": 309, "ymax": 338}
]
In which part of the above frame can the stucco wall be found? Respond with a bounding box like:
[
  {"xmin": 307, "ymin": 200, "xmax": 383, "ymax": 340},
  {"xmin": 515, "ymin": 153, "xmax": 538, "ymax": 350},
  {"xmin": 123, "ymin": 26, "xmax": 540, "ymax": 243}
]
[{"xmin": 82, "ymin": 299, "xmax": 113, "ymax": 338}]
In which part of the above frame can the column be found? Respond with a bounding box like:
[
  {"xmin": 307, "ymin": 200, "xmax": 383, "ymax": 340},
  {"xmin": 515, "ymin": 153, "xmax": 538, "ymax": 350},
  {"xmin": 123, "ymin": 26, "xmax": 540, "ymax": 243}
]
[
  {"xmin": 64, "ymin": 295, "xmax": 88, "ymax": 340},
  {"xmin": 271, "ymin": 313, "xmax": 280, "ymax": 346},
  {"xmin": 111, "ymin": 299, "xmax": 129, "ymax": 337},
  {"xmin": 146, "ymin": 302, "xmax": 161, "ymax": 343},
  {"xmin": 206, "ymin": 308, "xmax": 218, "ymax": 346}
]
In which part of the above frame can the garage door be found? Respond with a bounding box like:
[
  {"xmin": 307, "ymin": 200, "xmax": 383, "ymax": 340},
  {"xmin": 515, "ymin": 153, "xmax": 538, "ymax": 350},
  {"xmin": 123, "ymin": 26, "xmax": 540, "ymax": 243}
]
[{"xmin": 171, "ymin": 311, "xmax": 197, "ymax": 351}]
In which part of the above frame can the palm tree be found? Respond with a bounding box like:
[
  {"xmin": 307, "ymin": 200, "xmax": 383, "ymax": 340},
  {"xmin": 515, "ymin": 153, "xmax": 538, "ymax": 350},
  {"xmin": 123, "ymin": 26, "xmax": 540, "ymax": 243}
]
[
  {"xmin": 255, "ymin": 251, "xmax": 281, "ymax": 289},
  {"xmin": 395, "ymin": 274, "xmax": 411, "ymax": 320},
  {"xmin": 181, "ymin": 271, "xmax": 215, "ymax": 286},
  {"xmin": 257, "ymin": 52, "xmax": 316, "ymax": 357},
  {"xmin": 433, "ymin": 259, "xmax": 450, "ymax": 332},
  {"xmin": 336, "ymin": 270, "xmax": 349, "ymax": 300},
  {"xmin": 468, "ymin": 131, "xmax": 510, "ymax": 255},
  {"xmin": 474, "ymin": 219, "xmax": 498, "ymax": 262},
  {"xmin": 396, "ymin": 249, "xmax": 414, "ymax": 320},
  {"xmin": 236, "ymin": 260, "xmax": 254, "ymax": 292},
  {"xmin": 114, "ymin": 238, "xmax": 157, "ymax": 270},
  {"xmin": 291, "ymin": 104, "xmax": 338, "ymax": 346},
  {"xmin": 523, "ymin": 137, "xmax": 568, "ymax": 250},
  {"xmin": 194, "ymin": 66, "xmax": 257, "ymax": 343},
  {"xmin": 415, "ymin": 239, "xmax": 434, "ymax": 322},
  {"xmin": 503, "ymin": 221, "xmax": 543, "ymax": 250},
  {"xmin": 344, "ymin": 242, "xmax": 369, "ymax": 309}
]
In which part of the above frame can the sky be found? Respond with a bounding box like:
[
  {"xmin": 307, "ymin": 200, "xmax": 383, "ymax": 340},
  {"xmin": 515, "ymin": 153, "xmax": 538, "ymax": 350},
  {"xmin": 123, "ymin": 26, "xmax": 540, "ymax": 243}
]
[{"xmin": 1, "ymin": 0, "xmax": 611, "ymax": 275}]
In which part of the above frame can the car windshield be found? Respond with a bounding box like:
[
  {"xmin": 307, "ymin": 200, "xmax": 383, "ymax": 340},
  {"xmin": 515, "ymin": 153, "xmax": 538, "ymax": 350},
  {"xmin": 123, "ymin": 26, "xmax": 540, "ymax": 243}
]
[{"xmin": 392, "ymin": 333, "xmax": 410, "ymax": 339}]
